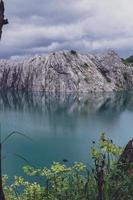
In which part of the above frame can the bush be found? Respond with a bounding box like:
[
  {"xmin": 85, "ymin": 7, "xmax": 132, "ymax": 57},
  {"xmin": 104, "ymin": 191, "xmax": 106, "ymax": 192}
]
[
  {"xmin": 70, "ymin": 50, "xmax": 77, "ymax": 55},
  {"xmin": 4, "ymin": 134, "xmax": 133, "ymax": 200}
]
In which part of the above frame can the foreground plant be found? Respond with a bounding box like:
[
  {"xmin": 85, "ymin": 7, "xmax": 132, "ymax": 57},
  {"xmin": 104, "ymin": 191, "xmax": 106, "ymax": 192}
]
[
  {"xmin": 0, "ymin": 127, "xmax": 32, "ymax": 200},
  {"xmin": 3, "ymin": 134, "xmax": 133, "ymax": 200}
]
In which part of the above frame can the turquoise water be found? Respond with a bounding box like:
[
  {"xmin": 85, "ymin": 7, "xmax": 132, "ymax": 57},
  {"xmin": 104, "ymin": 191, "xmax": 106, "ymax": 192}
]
[{"xmin": 0, "ymin": 91, "xmax": 133, "ymax": 180}]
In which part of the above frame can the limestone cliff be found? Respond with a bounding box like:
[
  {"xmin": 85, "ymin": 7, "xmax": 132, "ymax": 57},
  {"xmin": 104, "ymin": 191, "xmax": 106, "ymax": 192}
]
[{"xmin": 0, "ymin": 50, "xmax": 133, "ymax": 92}]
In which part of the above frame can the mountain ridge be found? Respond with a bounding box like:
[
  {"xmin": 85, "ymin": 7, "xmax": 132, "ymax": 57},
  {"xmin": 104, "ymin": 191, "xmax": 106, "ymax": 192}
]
[{"xmin": 0, "ymin": 50, "xmax": 133, "ymax": 92}]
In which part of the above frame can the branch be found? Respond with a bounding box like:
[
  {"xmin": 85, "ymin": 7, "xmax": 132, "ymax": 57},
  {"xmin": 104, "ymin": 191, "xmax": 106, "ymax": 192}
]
[{"xmin": 0, "ymin": 0, "xmax": 8, "ymax": 39}]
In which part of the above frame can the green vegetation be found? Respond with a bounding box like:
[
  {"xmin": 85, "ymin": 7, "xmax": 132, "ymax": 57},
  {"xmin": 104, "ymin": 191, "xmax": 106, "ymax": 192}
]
[
  {"xmin": 70, "ymin": 50, "xmax": 77, "ymax": 55},
  {"xmin": 122, "ymin": 55, "xmax": 133, "ymax": 66},
  {"xmin": 3, "ymin": 134, "xmax": 133, "ymax": 200}
]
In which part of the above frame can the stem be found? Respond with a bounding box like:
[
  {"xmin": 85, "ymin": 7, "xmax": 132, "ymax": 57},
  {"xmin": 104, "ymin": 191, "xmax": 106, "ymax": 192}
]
[{"xmin": 0, "ymin": 125, "xmax": 5, "ymax": 200}]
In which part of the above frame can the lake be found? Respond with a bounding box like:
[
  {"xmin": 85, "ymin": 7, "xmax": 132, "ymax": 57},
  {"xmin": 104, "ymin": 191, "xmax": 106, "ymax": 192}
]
[{"xmin": 1, "ymin": 91, "xmax": 133, "ymax": 180}]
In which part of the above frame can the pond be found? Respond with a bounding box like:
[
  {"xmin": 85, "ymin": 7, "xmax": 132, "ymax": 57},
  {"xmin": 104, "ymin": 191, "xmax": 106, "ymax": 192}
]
[{"xmin": 1, "ymin": 91, "xmax": 133, "ymax": 180}]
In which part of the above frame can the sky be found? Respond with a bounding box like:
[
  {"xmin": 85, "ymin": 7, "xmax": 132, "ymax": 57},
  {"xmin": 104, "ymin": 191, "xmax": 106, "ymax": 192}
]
[{"xmin": 1, "ymin": 0, "xmax": 133, "ymax": 59}]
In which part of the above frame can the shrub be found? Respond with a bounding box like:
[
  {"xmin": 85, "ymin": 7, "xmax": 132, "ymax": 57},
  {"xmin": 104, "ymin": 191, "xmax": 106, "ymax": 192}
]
[
  {"xmin": 3, "ymin": 134, "xmax": 133, "ymax": 200},
  {"xmin": 70, "ymin": 50, "xmax": 77, "ymax": 55}
]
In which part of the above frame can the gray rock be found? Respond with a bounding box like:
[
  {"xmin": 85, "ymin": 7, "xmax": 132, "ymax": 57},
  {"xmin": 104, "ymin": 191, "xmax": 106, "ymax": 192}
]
[
  {"xmin": 0, "ymin": 50, "xmax": 133, "ymax": 92},
  {"xmin": 118, "ymin": 139, "xmax": 133, "ymax": 170}
]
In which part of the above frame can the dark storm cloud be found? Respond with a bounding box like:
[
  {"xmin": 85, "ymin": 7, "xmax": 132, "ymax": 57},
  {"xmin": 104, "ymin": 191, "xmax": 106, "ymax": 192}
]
[{"xmin": 1, "ymin": 0, "xmax": 133, "ymax": 58}]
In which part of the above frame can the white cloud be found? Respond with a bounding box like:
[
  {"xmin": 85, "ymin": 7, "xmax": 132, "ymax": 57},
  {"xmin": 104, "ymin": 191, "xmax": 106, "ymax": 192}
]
[{"xmin": 1, "ymin": 0, "xmax": 133, "ymax": 58}]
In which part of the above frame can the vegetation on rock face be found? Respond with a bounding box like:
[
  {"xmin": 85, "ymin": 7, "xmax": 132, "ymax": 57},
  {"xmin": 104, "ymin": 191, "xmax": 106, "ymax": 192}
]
[
  {"xmin": 122, "ymin": 56, "xmax": 133, "ymax": 66},
  {"xmin": 70, "ymin": 50, "xmax": 77, "ymax": 55},
  {"xmin": 3, "ymin": 134, "xmax": 133, "ymax": 200}
]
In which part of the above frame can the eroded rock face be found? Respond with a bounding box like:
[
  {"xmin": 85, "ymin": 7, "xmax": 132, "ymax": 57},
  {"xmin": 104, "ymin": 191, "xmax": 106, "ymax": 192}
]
[{"xmin": 0, "ymin": 50, "xmax": 133, "ymax": 92}]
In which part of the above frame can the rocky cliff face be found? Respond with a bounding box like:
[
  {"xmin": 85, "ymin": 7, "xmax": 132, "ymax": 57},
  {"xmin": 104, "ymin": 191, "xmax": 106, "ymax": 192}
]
[{"xmin": 0, "ymin": 50, "xmax": 133, "ymax": 92}]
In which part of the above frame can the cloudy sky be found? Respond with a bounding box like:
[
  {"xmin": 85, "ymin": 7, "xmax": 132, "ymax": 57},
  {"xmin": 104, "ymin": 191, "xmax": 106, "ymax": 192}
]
[{"xmin": 1, "ymin": 0, "xmax": 133, "ymax": 58}]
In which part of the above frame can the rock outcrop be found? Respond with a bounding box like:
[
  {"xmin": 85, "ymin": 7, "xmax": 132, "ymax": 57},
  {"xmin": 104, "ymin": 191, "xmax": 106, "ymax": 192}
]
[
  {"xmin": 0, "ymin": 50, "xmax": 133, "ymax": 92},
  {"xmin": 118, "ymin": 139, "xmax": 133, "ymax": 174},
  {"xmin": 119, "ymin": 139, "xmax": 133, "ymax": 165}
]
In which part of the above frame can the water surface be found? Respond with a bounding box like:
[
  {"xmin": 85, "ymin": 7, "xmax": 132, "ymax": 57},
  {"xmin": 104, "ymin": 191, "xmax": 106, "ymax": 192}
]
[{"xmin": 0, "ymin": 91, "xmax": 133, "ymax": 180}]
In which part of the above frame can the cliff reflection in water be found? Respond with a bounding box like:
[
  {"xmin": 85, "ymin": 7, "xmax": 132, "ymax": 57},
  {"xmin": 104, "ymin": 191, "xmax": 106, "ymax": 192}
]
[{"xmin": 0, "ymin": 90, "xmax": 133, "ymax": 119}]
